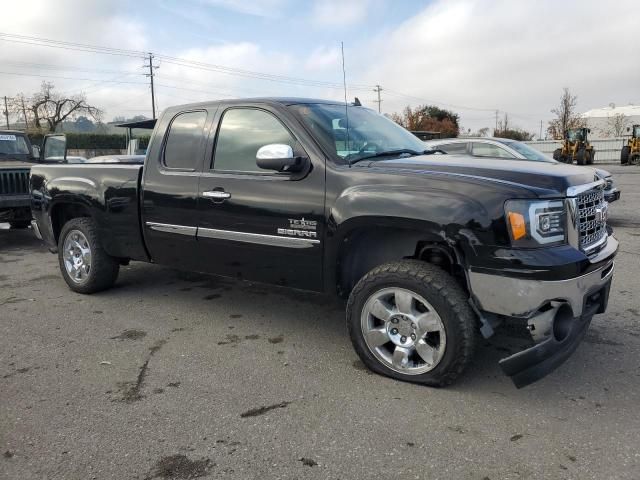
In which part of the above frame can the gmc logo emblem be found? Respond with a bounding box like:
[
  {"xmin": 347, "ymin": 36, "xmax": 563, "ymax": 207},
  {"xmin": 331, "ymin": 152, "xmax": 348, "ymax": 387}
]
[{"xmin": 595, "ymin": 205, "xmax": 608, "ymax": 224}]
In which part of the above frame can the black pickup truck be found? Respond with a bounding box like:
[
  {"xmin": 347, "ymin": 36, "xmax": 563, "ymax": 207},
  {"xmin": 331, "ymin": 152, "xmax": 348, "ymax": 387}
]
[{"xmin": 30, "ymin": 98, "xmax": 617, "ymax": 388}]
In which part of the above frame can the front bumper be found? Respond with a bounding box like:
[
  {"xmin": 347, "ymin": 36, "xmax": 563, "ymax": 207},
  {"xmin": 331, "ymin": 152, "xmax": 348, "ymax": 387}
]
[
  {"xmin": 0, "ymin": 194, "xmax": 31, "ymax": 209},
  {"xmin": 468, "ymin": 236, "xmax": 617, "ymax": 387},
  {"xmin": 604, "ymin": 188, "xmax": 620, "ymax": 203}
]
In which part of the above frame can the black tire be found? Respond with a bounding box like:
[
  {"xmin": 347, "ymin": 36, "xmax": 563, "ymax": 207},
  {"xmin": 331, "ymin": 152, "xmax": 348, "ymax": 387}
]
[
  {"xmin": 58, "ymin": 217, "xmax": 119, "ymax": 294},
  {"xmin": 346, "ymin": 260, "xmax": 477, "ymax": 387},
  {"xmin": 552, "ymin": 148, "xmax": 562, "ymax": 161},
  {"xmin": 9, "ymin": 220, "xmax": 30, "ymax": 229},
  {"xmin": 586, "ymin": 149, "xmax": 595, "ymax": 165},
  {"xmin": 621, "ymin": 146, "xmax": 630, "ymax": 165},
  {"xmin": 576, "ymin": 148, "xmax": 586, "ymax": 165},
  {"xmin": 631, "ymin": 154, "xmax": 640, "ymax": 166}
]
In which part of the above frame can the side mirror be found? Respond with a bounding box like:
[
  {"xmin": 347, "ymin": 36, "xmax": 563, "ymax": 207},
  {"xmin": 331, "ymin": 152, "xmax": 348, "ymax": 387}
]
[
  {"xmin": 31, "ymin": 145, "xmax": 40, "ymax": 159},
  {"xmin": 256, "ymin": 144, "xmax": 307, "ymax": 172},
  {"xmin": 42, "ymin": 134, "xmax": 67, "ymax": 162}
]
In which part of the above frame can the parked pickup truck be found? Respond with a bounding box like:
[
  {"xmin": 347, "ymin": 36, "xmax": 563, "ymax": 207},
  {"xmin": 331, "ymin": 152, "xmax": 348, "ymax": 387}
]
[
  {"xmin": 30, "ymin": 98, "xmax": 618, "ymax": 388},
  {"xmin": 1, "ymin": 130, "xmax": 40, "ymax": 228}
]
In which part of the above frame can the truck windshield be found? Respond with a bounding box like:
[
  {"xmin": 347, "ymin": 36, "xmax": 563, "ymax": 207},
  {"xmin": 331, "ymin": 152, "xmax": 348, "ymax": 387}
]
[
  {"xmin": 291, "ymin": 103, "xmax": 428, "ymax": 163},
  {"xmin": 499, "ymin": 140, "xmax": 555, "ymax": 163},
  {"xmin": 0, "ymin": 134, "xmax": 30, "ymax": 157}
]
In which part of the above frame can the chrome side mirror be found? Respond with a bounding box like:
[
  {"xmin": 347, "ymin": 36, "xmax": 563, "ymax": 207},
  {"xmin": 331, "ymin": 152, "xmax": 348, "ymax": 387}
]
[
  {"xmin": 31, "ymin": 145, "xmax": 40, "ymax": 159},
  {"xmin": 256, "ymin": 144, "xmax": 306, "ymax": 172}
]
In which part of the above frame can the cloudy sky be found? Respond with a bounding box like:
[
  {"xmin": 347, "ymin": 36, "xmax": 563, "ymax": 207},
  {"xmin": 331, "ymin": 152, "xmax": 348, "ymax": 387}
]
[{"xmin": 1, "ymin": 0, "xmax": 638, "ymax": 134}]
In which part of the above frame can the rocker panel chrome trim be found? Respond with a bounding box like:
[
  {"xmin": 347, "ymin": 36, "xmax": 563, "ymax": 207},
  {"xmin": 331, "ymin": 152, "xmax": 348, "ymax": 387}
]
[
  {"xmin": 197, "ymin": 227, "xmax": 320, "ymax": 249},
  {"xmin": 145, "ymin": 222, "xmax": 197, "ymax": 236}
]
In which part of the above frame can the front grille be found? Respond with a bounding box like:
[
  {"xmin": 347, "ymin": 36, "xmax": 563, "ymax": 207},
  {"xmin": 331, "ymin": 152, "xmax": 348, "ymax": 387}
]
[
  {"xmin": 576, "ymin": 187, "xmax": 607, "ymax": 251},
  {"xmin": 0, "ymin": 169, "xmax": 30, "ymax": 195}
]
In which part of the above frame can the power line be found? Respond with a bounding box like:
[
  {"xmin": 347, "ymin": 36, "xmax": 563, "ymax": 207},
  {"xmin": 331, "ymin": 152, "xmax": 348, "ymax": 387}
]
[
  {"xmin": 0, "ymin": 70, "xmax": 147, "ymax": 85},
  {"xmin": 385, "ymin": 88, "xmax": 498, "ymax": 113},
  {"xmin": 0, "ymin": 32, "xmax": 375, "ymax": 91}
]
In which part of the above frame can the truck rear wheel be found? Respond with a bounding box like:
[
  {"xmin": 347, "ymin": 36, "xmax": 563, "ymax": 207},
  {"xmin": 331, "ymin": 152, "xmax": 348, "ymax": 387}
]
[
  {"xmin": 346, "ymin": 260, "xmax": 477, "ymax": 387},
  {"xmin": 58, "ymin": 217, "xmax": 119, "ymax": 294},
  {"xmin": 586, "ymin": 149, "xmax": 595, "ymax": 165},
  {"xmin": 552, "ymin": 148, "xmax": 562, "ymax": 161},
  {"xmin": 576, "ymin": 148, "xmax": 586, "ymax": 165}
]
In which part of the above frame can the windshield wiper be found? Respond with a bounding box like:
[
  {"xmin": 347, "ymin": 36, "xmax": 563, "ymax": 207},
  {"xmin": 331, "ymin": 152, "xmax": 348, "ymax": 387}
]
[{"xmin": 349, "ymin": 149, "xmax": 424, "ymax": 165}]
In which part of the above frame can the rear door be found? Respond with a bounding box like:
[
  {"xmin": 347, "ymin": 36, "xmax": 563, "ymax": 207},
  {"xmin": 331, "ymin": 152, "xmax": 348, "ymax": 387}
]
[
  {"xmin": 194, "ymin": 105, "xmax": 325, "ymax": 291},
  {"xmin": 141, "ymin": 108, "xmax": 213, "ymax": 270}
]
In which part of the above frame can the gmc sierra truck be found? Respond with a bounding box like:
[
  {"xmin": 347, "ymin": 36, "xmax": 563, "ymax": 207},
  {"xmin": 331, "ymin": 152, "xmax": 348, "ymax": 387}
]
[{"xmin": 30, "ymin": 98, "xmax": 617, "ymax": 388}]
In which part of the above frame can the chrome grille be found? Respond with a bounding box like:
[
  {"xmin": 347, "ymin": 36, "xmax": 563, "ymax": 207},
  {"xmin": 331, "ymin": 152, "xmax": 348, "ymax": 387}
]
[
  {"xmin": 0, "ymin": 169, "xmax": 30, "ymax": 195},
  {"xmin": 576, "ymin": 187, "xmax": 607, "ymax": 251}
]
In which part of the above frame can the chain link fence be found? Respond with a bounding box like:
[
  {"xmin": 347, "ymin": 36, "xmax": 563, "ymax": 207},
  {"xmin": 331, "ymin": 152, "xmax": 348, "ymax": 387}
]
[{"xmin": 523, "ymin": 138, "xmax": 624, "ymax": 164}]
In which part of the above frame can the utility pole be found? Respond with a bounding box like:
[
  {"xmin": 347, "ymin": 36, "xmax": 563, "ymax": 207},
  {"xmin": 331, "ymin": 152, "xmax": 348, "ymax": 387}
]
[
  {"xmin": 21, "ymin": 96, "xmax": 28, "ymax": 129},
  {"xmin": 495, "ymin": 110, "xmax": 499, "ymax": 132},
  {"xmin": 3, "ymin": 96, "xmax": 9, "ymax": 129},
  {"xmin": 539, "ymin": 120, "xmax": 543, "ymax": 140},
  {"xmin": 144, "ymin": 53, "xmax": 159, "ymax": 119},
  {"xmin": 373, "ymin": 85, "xmax": 383, "ymax": 113}
]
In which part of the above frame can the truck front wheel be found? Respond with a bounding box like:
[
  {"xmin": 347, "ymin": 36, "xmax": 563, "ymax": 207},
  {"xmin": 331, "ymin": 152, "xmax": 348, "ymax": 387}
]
[
  {"xmin": 58, "ymin": 217, "xmax": 119, "ymax": 294},
  {"xmin": 346, "ymin": 260, "xmax": 477, "ymax": 387}
]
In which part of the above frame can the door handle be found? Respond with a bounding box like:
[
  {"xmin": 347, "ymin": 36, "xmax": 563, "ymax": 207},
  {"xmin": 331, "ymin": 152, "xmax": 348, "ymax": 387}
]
[{"xmin": 202, "ymin": 190, "xmax": 231, "ymax": 200}]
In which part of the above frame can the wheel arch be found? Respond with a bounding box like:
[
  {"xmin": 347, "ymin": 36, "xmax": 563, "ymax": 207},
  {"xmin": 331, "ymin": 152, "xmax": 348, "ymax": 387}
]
[
  {"xmin": 329, "ymin": 218, "xmax": 466, "ymax": 297},
  {"xmin": 50, "ymin": 200, "xmax": 94, "ymax": 244}
]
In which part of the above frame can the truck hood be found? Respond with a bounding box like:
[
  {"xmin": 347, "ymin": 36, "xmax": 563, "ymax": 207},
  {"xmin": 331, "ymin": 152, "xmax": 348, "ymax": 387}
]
[
  {"xmin": 367, "ymin": 154, "xmax": 600, "ymax": 196},
  {"xmin": 0, "ymin": 157, "xmax": 35, "ymax": 169}
]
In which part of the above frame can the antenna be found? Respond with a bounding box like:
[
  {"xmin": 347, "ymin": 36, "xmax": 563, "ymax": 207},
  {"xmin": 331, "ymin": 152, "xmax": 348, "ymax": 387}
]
[{"xmin": 341, "ymin": 41, "xmax": 351, "ymax": 167}]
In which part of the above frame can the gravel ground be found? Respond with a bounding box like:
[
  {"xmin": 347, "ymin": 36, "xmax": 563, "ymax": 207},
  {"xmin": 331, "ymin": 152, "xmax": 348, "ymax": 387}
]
[{"xmin": 1, "ymin": 165, "xmax": 639, "ymax": 479}]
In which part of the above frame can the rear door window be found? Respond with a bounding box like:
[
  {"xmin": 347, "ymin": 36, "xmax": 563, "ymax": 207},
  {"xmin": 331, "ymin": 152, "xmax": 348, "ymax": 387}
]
[
  {"xmin": 471, "ymin": 142, "xmax": 515, "ymax": 158},
  {"xmin": 163, "ymin": 111, "xmax": 208, "ymax": 170},
  {"xmin": 437, "ymin": 143, "xmax": 468, "ymax": 154}
]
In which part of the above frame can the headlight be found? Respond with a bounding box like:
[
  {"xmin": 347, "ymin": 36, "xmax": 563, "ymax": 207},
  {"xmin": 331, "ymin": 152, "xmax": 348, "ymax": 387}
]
[{"xmin": 505, "ymin": 200, "xmax": 566, "ymax": 247}]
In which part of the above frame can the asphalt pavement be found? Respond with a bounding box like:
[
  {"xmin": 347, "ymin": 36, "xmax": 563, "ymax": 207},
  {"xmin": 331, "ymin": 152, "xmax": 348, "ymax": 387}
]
[{"xmin": 1, "ymin": 165, "xmax": 639, "ymax": 479}]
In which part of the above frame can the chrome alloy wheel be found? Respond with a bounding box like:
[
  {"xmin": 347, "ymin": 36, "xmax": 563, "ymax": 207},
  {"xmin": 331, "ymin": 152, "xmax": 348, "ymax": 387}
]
[
  {"xmin": 63, "ymin": 230, "xmax": 92, "ymax": 283},
  {"xmin": 361, "ymin": 287, "xmax": 447, "ymax": 375}
]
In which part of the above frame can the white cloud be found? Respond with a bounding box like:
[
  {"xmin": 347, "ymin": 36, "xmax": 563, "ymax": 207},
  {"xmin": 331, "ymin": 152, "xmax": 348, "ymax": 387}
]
[
  {"xmin": 360, "ymin": 0, "xmax": 639, "ymax": 133},
  {"xmin": 305, "ymin": 46, "xmax": 341, "ymax": 71},
  {"xmin": 198, "ymin": 0, "xmax": 290, "ymax": 18},
  {"xmin": 311, "ymin": 0, "xmax": 374, "ymax": 27}
]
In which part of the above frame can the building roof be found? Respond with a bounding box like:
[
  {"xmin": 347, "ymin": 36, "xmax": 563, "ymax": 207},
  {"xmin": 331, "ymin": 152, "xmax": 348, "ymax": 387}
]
[{"xmin": 581, "ymin": 104, "xmax": 640, "ymax": 118}]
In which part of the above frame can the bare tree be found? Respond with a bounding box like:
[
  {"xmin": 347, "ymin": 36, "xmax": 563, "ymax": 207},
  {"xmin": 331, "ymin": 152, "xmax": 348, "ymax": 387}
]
[
  {"xmin": 13, "ymin": 82, "xmax": 102, "ymax": 132},
  {"xmin": 547, "ymin": 88, "xmax": 584, "ymax": 139},
  {"xmin": 497, "ymin": 113, "xmax": 510, "ymax": 132},
  {"xmin": 493, "ymin": 113, "xmax": 534, "ymax": 141},
  {"xmin": 606, "ymin": 113, "xmax": 628, "ymax": 137}
]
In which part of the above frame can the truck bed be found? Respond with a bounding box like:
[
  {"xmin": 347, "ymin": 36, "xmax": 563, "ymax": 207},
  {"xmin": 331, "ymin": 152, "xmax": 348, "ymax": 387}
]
[{"xmin": 30, "ymin": 164, "xmax": 148, "ymax": 261}]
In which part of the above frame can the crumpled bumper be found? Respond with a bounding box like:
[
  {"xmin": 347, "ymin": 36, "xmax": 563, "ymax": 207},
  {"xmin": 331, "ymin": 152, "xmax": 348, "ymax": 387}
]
[
  {"xmin": 468, "ymin": 237, "xmax": 617, "ymax": 388},
  {"xmin": 498, "ymin": 279, "xmax": 611, "ymax": 388}
]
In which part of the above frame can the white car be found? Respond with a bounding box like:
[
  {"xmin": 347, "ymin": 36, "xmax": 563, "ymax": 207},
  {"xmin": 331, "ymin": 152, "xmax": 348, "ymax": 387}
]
[{"xmin": 424, "ymin": 137, "xmax": 620, "ymax": 202}]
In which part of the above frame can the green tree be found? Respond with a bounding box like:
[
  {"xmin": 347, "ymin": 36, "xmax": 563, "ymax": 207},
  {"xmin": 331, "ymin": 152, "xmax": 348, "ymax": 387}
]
[{"xmin": 390, "ymin": 104, "xmax": 460, "ymax": 137}]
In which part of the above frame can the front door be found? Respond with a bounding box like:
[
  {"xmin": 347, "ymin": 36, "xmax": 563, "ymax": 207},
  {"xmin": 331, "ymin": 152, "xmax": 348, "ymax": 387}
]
[{"xmin": 195, "ymin": 106, "xmax": 325, "ymax": 291}]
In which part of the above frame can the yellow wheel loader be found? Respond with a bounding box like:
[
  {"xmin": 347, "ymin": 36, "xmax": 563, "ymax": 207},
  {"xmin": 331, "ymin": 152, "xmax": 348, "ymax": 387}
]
[
  {"xmin": 553, "ymin": 127, "xmax": 595, "ymax": 165},
  {"xmin": 621, "ymin": 125, "xmax": 640, "ymax": 165}
]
